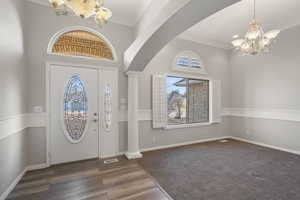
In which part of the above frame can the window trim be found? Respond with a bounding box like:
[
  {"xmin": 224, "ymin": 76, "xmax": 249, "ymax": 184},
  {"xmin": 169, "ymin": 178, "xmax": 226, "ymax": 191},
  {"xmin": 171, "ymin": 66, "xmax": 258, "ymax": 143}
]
[
  {"xmin": 166, "ymin": 74, "xmax": 211, "ymax": 128},
  {"xmin": 164, "ymin": 122, "xmax": 213, "ymax": 130}
]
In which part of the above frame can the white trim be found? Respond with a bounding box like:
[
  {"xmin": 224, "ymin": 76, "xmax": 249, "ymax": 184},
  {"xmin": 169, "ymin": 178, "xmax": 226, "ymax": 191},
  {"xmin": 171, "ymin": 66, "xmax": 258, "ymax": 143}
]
[
  {"xmin": 27, "ymin": 113, "xmax": 47, "ymax": 127},
  {"xmin": 126, "ymin": 72, "xmax": 142, "ymax": 159},
  {"xmin": 4, "ymin": 107, "xmax": 300, "ymax": 142},
  {"xmin": 0, "ymin": 163, "xmax": 48, "ymax": 200},
  {"xmin": 47, "ymin": 26, "xmax": 118, "ymax": 63},
  {"xmin": 26, "ymin": 163, "xmax": 49, "ymax": 171},
  {"xmin": 119, "ymin": 109, "xmax": 152, "ymax": 122},
  {"xmin": 0, "ymin": 113, "xmax": 46, "ymax": 141},
  {"xmin": 125, "ymin": 152, "xmax": 143, "ymax": 159},
  {"xmin": 164, "ymin": 122, "xmax": 213, "ymax": 130},
  {"xmin": 230, "ymin": 137, "xmax": 300, "ymax": 156},
  {"xmin": 0, "ymin": 168, "xmax": 27, "ymax": 200},
  {"xmin": 223, "ymin": 108, "xmax": 300, "ymax": 122},
  {"xmin": 141, "ymin": 136, "xmax": 231, "ymax": 152},
  {"xmin": 0, "ymin": 114, "xmax": 27, "ymax": 141}
]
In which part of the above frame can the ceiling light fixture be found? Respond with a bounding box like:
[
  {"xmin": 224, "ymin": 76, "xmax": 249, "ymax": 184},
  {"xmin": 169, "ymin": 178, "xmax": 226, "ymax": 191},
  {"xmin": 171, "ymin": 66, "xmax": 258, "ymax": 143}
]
[
  {"xmin": 231, "ymin": 0, "xmax": 280, "ymax": 55},
  {"xmin": 49, "ymin": 0, "xmax": 112, "ymax": 25}
]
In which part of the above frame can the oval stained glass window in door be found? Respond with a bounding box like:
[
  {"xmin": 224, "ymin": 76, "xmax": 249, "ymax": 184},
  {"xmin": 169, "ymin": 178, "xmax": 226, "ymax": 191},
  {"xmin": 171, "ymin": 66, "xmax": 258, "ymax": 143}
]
[{"xmin": 63, "ymin": 75, "xmax": 88, "ymax": 143}]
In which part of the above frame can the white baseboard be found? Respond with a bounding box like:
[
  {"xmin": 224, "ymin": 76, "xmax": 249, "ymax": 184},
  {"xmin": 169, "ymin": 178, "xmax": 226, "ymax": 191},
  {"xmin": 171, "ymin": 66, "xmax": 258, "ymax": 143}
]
[
  {"xmin": 26, "ymin": 163, "xmax": 49, "ymax": 171},
  {"xmin": 101, "ymin": 152, "xmax": 126, "ymax": 159},
  {"xmin": 0, "ymin": 168, "xmax": 26, "ymax": 200},
  {"xmin": 0, "ymin": 163, "xmax": 48, "ymax": 200},
  {"xmin": 230, "ymin": 136, "xmax": 300, "ymax": 156},
  {"xmin": 141, "ymin": 136, "xmax": 231, "ymax": 153},
  {"xmin": 125, "ymin": 152, "xmax": 143, "ymax": 159}
]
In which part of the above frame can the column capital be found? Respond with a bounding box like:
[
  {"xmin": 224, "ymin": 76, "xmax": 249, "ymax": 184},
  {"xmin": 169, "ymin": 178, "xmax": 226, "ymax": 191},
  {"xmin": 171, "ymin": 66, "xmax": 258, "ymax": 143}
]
[{"xmin": 126, "ymin": 71, "xmax": 141, "ymax": 77}]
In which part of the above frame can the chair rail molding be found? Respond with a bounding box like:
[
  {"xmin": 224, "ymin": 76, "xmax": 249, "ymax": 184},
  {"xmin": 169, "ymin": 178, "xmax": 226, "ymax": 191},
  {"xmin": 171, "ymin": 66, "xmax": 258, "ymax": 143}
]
[
  {"xmin": 0, "ymin": 113, "xmax": 46, "ymax": 141},
  {"xmin": 223, "ymin": 107, "xmax": 300, "ymax": 122},
  {"xmin": 2, "ymin": 107, "xmax": 300, "ymax": 141}
]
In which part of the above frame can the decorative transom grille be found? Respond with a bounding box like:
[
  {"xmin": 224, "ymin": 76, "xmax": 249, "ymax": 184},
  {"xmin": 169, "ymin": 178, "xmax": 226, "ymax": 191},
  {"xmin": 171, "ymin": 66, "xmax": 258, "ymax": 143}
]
[{"xmin": 52, "ymin": 30, "xmax": 114, "ymax": 60}]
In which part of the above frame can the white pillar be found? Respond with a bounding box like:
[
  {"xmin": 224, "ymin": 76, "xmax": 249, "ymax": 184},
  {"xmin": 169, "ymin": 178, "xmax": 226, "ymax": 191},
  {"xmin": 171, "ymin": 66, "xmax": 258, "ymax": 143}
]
[{"xmin": 125, "ymin": 71, "xmax": 143, "ymax": 159}]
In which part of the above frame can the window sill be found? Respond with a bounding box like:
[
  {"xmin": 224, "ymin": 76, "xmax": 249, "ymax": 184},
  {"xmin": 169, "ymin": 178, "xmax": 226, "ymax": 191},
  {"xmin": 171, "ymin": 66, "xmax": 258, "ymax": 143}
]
[{"xmin": 164, "ymin": 122, "xmax": 214, "ymax": 130}]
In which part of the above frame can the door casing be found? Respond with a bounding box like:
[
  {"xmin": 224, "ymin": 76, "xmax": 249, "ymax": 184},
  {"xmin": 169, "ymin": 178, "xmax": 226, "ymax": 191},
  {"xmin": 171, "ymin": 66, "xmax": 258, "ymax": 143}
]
[{"xmin": 45, "ymin": 62, "xmax": 119, "ymax": 166}]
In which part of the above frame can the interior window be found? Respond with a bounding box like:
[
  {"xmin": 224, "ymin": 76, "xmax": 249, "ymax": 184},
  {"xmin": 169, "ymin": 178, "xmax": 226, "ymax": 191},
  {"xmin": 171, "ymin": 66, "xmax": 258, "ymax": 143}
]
[{"xmin": 167, "ymin": 76, "xmax": 209, "ymax": 125}]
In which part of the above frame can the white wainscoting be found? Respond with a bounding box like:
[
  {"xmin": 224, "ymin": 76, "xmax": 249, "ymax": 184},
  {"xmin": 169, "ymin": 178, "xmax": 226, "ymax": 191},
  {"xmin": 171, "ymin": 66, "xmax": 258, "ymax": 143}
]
[
  {"xmin": 119, "ymin": 109, "xmax": 152, "ymax": 122},
  {"xmin": 0, "ymin": 113, "xmax": 46, "ymax": 141},
  {"xmin": 2, "ymin": 108, "xmax": 300, "ymax": 141},
  {"xmin": 223, "ymin": 108, "xmax": 300, "ymax": 122}
]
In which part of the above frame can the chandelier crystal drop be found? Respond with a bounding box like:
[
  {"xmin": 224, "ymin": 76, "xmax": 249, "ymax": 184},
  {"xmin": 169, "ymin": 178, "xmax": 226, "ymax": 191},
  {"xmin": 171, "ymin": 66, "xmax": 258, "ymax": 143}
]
[
  {"xmin": 231, "ymin": 0, "xmax": 280, "ymax": 55},
  {"xmin": 49, "ymin": 0, "xmax": 112, "ymax": 25}
]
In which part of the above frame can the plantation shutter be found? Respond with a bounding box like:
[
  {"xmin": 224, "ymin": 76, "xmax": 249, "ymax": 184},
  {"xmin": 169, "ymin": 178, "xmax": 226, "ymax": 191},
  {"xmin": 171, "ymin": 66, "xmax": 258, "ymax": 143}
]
[
  {"xmin": 152, "ymin": 74, "xmax": 167, "ymax": 128},
  {"xmin": 211, "ymin": 80, "xmax": 222, "ymax": 123}
]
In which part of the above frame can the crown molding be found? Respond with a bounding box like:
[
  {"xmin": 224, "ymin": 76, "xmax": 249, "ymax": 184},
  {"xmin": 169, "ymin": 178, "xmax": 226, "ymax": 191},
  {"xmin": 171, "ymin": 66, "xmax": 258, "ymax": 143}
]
[{"xmin": 178, "ymin": 35, "xmax": 232, "ymax": 50}]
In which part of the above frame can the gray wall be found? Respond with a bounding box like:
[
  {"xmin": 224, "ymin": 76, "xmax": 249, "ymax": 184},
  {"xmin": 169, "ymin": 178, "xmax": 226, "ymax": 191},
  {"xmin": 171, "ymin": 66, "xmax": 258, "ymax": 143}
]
[
  {"xmin": 140, "ymin": 38, "xmax": 232, "ymax": 109},
  {"xmin": 135, "ymin": 38, "xmax": 232, "ymax": 150},
  {"xmin": 24, "ymin": 2, "xmax": 133, "ymax": 112},
  {"xmin": 24, "ymin": 2, "xmax": 234, "ymax": 161},
  {"xmin": 24, "ymin": 4, "xmax": 233, "ymax": 158},
  {"xmin": 0, "ymin": 130, "xmax": 28, "ymax": 195},
  {"xmin": 23, "ymin": 2, "xmax": 134, "ymax": 165},
  {"xmin": 0, "ymin": 0, "xmax": 27, "ymax": 117},
  {"xmin": 27, "ymin": 128, "xmax": 47, "ymax": 165},
  {"xmin": 229, "ymin": 25, "xmax": 300, "ymax": 152},
  {"xmin": 0, "ymin": 0, "xmax": 28, "ymax": 195},
  {"xmin": 230, "ymin": 117, "xmax": 300, "ymax": 152}
]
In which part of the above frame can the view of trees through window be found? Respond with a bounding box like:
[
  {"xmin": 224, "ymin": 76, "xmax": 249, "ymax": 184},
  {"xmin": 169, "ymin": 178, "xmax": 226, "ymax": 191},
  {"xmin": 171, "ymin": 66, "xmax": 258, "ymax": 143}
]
[{"xmin": 167, "ymin": 76, "xmax": 209, "ymax": 125}]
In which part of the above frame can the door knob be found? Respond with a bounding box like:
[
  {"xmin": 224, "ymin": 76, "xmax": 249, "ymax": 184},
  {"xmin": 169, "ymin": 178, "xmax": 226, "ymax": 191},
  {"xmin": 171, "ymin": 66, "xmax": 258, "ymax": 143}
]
[{"xmin": 93, "ymin": 119, "xmax": 98, "ymax": 123}]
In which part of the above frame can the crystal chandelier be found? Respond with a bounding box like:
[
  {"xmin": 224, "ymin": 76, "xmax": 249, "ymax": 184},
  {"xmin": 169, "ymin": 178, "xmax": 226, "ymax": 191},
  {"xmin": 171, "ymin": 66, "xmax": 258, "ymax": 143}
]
[
  {"xmin": 49, "ymin": 0, "xmax": 112, "ymax": 25},
  {"xmin": 232, "ymin": 0, "xmax": 280, "ymax": 55}
]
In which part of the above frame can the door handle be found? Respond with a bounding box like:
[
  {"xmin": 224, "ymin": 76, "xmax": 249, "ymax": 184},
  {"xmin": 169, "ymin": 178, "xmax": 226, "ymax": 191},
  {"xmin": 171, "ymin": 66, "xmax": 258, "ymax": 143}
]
[{"xmin": 93, "ymin": 119, "xmax": 98, "ymax": 123}]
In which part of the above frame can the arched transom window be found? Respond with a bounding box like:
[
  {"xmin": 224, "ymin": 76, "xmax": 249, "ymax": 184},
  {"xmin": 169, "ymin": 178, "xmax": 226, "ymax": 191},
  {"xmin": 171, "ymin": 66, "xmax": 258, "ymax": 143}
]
[{"xmin": 51, "ymin": 30, "xmax": 114, "ymax": 60}]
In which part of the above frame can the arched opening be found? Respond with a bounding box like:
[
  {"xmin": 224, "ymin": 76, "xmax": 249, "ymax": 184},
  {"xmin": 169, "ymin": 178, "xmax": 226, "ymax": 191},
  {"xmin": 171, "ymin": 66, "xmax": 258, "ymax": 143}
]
[{"xmin": 48, "ymin": 26, "xmax": 117, "ymax": 61}]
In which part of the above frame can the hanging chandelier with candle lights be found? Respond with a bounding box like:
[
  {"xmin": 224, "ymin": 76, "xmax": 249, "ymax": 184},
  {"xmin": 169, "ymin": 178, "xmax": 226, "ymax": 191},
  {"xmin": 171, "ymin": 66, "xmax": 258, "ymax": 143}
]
[
  {"xmin": 49, "ymin": 0, "xmax": 112, "ymax": 25},
  {"xmin": 231, "ymin": 0, "xmax": 280, "ymax": 55}
]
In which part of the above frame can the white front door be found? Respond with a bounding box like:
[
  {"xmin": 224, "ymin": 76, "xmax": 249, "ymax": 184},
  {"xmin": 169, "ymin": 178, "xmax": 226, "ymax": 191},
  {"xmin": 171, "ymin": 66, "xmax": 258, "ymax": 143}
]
[{"xmin": 50, "ymin": 65, "xmax": 99, "ymax": 165}]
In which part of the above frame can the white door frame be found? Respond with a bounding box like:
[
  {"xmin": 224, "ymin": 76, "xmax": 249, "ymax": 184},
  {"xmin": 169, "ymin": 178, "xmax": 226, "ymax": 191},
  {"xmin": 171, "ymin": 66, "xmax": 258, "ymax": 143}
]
[{"xmin": 45, "ymin": 61, "xmax": 119, "ymax": 166}]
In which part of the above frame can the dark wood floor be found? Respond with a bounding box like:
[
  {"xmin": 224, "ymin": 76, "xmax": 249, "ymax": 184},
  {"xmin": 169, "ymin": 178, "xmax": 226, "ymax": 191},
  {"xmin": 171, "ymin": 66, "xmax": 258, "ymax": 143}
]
[{"xmin": 8, "ymin": 157, "xmax": 172, "ymax": 200}]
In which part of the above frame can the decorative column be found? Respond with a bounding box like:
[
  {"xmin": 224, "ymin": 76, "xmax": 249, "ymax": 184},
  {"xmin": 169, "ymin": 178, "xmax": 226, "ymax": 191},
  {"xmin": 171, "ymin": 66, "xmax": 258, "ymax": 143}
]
[{"xmin": 125, "ymin": 71, "xmax": 143, "ymax": 159}]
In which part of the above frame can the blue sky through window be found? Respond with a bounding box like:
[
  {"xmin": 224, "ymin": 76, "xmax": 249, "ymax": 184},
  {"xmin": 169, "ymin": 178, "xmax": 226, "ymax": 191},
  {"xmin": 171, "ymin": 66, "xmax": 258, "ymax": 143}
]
[{"xmin": 167, "ymin": 76, "xmax": 186, "ymax": 95}]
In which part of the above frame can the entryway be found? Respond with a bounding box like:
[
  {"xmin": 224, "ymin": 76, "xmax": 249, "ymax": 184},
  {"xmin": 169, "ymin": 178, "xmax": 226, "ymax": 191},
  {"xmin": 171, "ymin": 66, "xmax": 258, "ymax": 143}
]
[
  {"xmin": 49, "ymin": 65, "xmax": 99, "ymax": 165},
  {"xmin": 47, "ymin": 63, "xmax": 119, "ymax": 165}
]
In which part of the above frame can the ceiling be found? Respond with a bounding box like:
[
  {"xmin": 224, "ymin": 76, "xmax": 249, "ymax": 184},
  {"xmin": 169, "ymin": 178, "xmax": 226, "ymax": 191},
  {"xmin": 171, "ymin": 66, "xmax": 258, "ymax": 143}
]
[
  {"xmin": 26, "ymin": 0, "xmax": 152, "ymax": 27},
  {"xmin": 179, "ymin": 0, "xmax": 300, "ymax": 49},
  {"xmin": 27, "ymin": 0, "xmax": 300, "ymax": 49}
]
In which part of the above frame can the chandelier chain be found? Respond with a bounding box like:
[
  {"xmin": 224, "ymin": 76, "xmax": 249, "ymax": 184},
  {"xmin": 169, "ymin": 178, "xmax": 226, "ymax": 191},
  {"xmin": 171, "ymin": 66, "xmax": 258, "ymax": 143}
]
[{"xmin": 253, "ymin": 0, "xmax": 256, "ymax": 20}]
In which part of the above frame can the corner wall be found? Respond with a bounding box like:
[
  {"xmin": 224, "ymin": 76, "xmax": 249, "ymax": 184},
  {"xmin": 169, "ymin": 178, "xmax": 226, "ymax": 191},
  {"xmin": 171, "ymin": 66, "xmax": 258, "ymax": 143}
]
[
  {"xmin": 0, "ymin": 0, "xmax": 29, "ymax": 196},
  {"xmin": 229, "ymin": 25, "xmax": 300, "ymax": 153}
]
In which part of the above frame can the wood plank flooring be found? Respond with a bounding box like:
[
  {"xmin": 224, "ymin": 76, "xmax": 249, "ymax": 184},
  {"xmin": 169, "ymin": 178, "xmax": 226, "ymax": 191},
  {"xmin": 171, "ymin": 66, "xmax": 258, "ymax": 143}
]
[{"xmin": 8, "ymin": 157, "xmax": 172, "ymax": 200}]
